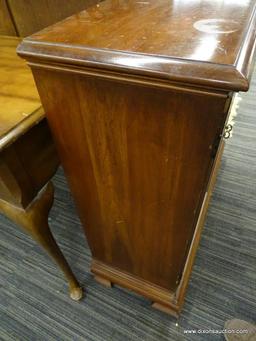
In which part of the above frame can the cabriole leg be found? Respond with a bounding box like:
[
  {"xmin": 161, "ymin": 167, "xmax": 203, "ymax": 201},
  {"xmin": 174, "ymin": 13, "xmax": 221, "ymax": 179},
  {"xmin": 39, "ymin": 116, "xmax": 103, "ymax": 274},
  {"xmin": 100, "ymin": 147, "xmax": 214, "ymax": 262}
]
[{"xmin": 0, "ymin": 181, "xmax": 83, "ymax": 301}]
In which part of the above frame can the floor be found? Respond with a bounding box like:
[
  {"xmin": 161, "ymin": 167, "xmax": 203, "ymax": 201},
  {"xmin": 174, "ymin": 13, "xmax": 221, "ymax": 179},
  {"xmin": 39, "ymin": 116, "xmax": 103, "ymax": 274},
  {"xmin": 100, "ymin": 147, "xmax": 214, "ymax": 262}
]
[{"xmin": 0, "ymin": 77, "xmax": 255, "ymax": 340}]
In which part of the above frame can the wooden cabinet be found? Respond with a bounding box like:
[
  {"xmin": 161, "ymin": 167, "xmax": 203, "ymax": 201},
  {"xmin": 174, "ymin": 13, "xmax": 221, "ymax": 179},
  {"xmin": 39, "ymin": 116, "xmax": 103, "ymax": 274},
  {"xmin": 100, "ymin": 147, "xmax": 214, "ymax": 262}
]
[{"xmin": 18, "ymin": 0, "xmax": 256, "ymax": 316}]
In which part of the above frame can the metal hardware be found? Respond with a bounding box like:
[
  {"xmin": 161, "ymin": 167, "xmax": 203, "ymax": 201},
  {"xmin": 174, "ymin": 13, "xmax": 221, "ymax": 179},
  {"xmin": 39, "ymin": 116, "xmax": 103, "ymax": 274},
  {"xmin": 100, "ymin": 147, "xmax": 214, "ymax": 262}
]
[
  {"xmin": 223, "ymin": 124, "xmax": 233, "ymax": 139},
  {"xmin": 223, "ymin": 131, "xmax": 230, "ymax": 139},
  {"xmin": 225, "ymin": 124, "xmax": 233, "ymax": 133}
]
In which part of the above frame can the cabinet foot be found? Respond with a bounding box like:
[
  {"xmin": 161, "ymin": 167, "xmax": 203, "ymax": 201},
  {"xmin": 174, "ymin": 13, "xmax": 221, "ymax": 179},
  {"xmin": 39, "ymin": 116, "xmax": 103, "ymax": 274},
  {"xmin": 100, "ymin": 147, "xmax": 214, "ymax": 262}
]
[
  {"xmin": 152, "ymin": 302, "xmax": 179, "ymax": 318},
  {"xmin": 94, "ymin": 275, "xmax": 112, "ymax": 288}
]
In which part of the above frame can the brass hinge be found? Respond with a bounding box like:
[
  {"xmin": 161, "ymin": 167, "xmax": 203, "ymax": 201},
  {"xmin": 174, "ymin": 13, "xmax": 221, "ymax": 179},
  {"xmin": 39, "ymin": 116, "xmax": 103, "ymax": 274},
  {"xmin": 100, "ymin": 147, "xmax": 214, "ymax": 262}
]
[
  {"xmin": 222, "ymin": 124, "xmax": 233, "ymax": 140},
  {"xmin": 211, "ymin": 124, "xmax": 233, "ymax": 158}
]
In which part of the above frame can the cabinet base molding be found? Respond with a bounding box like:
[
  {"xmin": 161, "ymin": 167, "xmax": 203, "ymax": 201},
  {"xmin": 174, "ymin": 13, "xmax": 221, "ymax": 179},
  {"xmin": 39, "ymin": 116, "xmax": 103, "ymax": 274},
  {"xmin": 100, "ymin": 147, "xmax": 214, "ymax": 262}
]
[
  {"xmin": 90, "ymin": 141, "xmax": 224, "ymax": 316},
  {"xmin": 94, "ymin": 275, "xmax": 112, "ymax": 288},
  {"xmin": 152, "ymin": 302, "xmax": 179, "ymax": 318},
  {"xmin": 91, "ymin": 259, "xmax": 179, "ymax": 316}
]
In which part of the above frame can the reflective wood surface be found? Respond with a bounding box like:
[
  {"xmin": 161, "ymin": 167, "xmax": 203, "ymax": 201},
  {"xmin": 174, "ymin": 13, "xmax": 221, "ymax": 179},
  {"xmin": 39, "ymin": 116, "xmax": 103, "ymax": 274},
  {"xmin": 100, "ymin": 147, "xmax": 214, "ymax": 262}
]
[
  {"xmin": 28, "ymin": 0, "xmax": 256, "ymax": 64},
  {"xmin": 18, "ymin": 0, "xmax": 256, "ymax": 91},
  {"xmin": 18, "ymin": 0, "xmax": 256, "ymax": 315}
]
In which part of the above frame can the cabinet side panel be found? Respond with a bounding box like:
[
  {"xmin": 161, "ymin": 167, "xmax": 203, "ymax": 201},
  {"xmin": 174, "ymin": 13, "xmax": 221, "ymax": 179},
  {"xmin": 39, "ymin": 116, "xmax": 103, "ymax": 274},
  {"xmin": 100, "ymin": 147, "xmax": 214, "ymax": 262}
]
[{"xmin": 33, "ymin": 68, "xmax": 227, "ymax": 291}]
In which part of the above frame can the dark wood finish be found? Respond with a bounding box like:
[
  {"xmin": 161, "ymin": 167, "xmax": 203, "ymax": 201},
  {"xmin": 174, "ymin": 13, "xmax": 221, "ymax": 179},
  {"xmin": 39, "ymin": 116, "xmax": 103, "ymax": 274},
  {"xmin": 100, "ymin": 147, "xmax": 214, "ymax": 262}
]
[
  {"xmin": 0, "ymin": 36, "xmax": 82, "ymax": 300},
  {"xmin": 7, "ymin": 0, "xmax": 100, "ymax": 37},
  {"xmin": 175, "ymin": 140, "xmax": 225, "ymax": 313},
  {"xmin": 18, "ymin": 0, "xmax": 256, "ymax": 315},
  {"xmin": 0, "ymin": 0, "xmax": 16, "ymax": 36},
  {"xmin": 0, "ymin": 118, "xmax": 59, "ymax": 205},
  {"xmin": 32, "ymin": 71, "xmax": 228, "ymax": 291},
  {"xmin": 18, "ymin": 0, "xmax": 256, "ymax": 91}
]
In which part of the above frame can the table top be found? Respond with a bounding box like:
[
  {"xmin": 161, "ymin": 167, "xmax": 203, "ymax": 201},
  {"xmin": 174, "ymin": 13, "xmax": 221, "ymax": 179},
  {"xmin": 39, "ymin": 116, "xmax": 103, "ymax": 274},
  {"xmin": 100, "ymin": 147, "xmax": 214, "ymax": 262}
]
[
  {"xmin": 0, "ymin": 36, "xmax": 43, "ymax": 150},
  {"xmin": 18, "ymin": 0, "xmax": 256, "ymax": 92}
]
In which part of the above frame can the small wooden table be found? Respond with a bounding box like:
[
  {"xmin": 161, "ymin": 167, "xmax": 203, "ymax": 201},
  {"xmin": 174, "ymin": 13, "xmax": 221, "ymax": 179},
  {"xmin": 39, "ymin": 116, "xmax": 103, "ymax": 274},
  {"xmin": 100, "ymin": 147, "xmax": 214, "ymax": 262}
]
[
  {"xmin": 0, "ymin": 36, "xmax": 82, "ymax": 300},
  {"xmin": 18, "ymin": 0, "xmax": 256, "ymax": 316}
]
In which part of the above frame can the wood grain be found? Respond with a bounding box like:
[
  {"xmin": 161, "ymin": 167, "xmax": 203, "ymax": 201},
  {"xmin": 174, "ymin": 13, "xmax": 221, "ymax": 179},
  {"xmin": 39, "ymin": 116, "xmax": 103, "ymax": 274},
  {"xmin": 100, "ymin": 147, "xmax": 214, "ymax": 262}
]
[
  {"xmin": 18, "ymin": 0, "xmax": 256, "ymax": 91},
  {"xmin": 175, "ymin": 140, "xmax": 225, "ymax": 312},
  {"xmin": 18, "ymin": 0, "xmax": 256, "ymax": 315},
  {"xmin": 0, "ymin": 0, "xmax": 16, "ymax": 36},
  {"xmin": 32, "ymin": 69, "xmax": 228, "ymax": 292},
  {"xmin": 7, "ymin": 0, "xmax": 101, "ymax": 37},
  {"xmin": 0, "ymin": 36, "xmax": 41, "ymax": 144}
]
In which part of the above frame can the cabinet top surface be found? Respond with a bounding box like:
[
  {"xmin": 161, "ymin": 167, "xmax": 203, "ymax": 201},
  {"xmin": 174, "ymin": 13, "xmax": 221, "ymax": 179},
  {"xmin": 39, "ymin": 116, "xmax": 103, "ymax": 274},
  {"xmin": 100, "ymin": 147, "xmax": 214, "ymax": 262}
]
[{"xmin": 18, "ymin": 0, "xmax": 256, "ymax": 92}]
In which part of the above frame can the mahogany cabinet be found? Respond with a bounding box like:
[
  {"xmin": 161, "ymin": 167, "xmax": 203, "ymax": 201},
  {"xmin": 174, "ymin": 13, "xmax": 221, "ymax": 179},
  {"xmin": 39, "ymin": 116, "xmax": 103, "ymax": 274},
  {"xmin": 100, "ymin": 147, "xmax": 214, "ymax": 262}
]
[{"xmin": 18, "ymin": 0, "xmax": 256, "ymax": 316}]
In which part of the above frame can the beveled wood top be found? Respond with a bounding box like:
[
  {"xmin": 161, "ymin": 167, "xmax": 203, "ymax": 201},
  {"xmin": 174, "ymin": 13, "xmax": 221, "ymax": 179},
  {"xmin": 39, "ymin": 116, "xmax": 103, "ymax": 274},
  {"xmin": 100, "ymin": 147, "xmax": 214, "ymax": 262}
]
[
  {"xmin": 18, "ymin": 0, "xmax": 256, "ymax": 92},
  {"xmin": 0, "ymin": 36, "xmax": 43, "ymax": 151}
]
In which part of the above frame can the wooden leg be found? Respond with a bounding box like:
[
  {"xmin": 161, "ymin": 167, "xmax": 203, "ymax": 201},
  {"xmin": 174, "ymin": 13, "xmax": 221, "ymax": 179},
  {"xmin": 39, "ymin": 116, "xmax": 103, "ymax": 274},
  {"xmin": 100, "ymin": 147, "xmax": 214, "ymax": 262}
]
[{"xmin": 0, "ymin": 181, "xmax": 83, "ymax": 301}]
